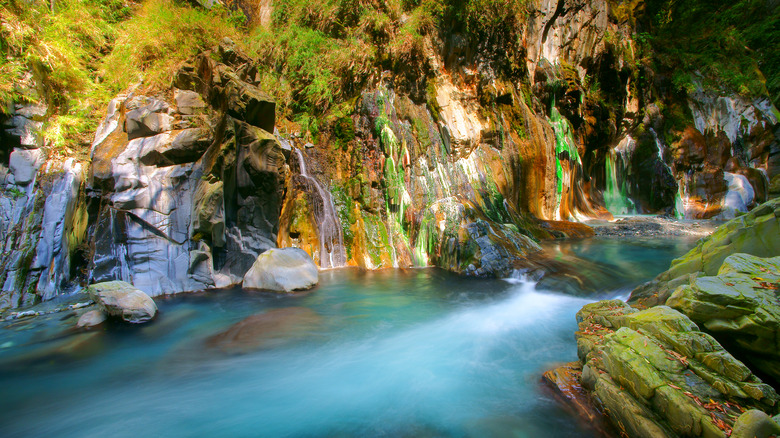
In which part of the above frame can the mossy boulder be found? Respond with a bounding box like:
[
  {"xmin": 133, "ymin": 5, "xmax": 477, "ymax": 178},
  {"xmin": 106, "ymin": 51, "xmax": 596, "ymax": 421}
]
[
  {"xmin": 422, "ymin": 197, "xmax": 542, "ymax": 277},
  {"xmin": 630, "ymin": 197, "xmax": 780, "ymax": 308},
  {"xmin": 87, "ymin": 281, "xmax": 157, "ymax": 324},
  {"xmin": 566, "ymin": 300, "xmax": 779, "ymax": 438},
  {"xmin": 667, "ymin": 253, "xmax": 780, "ymax": 383}
]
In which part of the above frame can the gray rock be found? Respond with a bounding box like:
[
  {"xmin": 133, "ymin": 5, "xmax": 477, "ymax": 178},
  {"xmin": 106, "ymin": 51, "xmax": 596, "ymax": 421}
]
[
  {"xmin": 223, "ymin": 71, "xmax": 275, "ymax": 132},
  {"xmin": 242, "ymin": 248, "xmax": 318, "ymax": 292},
  {"xmin": 87, "ymin": 281, "xmax": 157, "ymax": 323},
  {"xmin": 139, "ymin": 128, "xmax": 212, "ymax": 166},
  {"xmin": 4, "ymin": 103, "xmax": 46, "ymax": 147},
  {"xmin": 32, "ymin": 160, "xmax": 88, "ymax": 300},
  {"xmin": 174, "ymin": 89, "xmax": 207, "ymax": 115},
  {"xmin": 77, "ymin": 309, "xmax": 107, "ymax": 328},
  {"xmin": 125, "ymin": 101, "xmax": 175, "ymax": 140},
  {"xmin": 9, "ymin": 148, "xmax": 43, "ymax": 186}
]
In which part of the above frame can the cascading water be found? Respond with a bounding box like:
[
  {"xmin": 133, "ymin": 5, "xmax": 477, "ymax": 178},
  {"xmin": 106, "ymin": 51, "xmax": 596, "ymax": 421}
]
[
  {"xmin": 549, "ymin": 106, "xmax": 582, "ymax": 220},
  {"xmin": 292, "ymin": 148, "xmax": 347, "ymax": 269},
  {"xmin": 603, "ymin": 136, "xmax": 635, "ymax": 216}
]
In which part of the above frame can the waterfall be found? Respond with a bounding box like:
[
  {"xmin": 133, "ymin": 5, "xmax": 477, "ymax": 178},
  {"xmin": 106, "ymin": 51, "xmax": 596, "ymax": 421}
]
[
  {"xmin": 603, "ymin": 136, "xmax": 635, "ymax": 216},
  {"xmin": 293, "ymin": 148, "xmax": 347, "ymax": 269},
  {"xmin": 549, "ymin": 106, "xmax": 582, "ymax": 220}
]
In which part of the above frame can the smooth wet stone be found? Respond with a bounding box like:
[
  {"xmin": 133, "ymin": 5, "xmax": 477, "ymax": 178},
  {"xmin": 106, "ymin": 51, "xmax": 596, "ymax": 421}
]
[
  {"xmin": 242, "ymin": 248, "xmax": 318, "ymax": 292},
  {"xmin": 206, "ymin": 307, "xmax": 322, "ymax": 354},
  {"xmin": 731, "ymin": 410, "xmax": 780, "ymax": 438},
  {"xmin": 87, "ymin": 281, "xmax": 157, "ymax": 323},
  {"xmin": 77, "ymin": 310, "xmax": 106, "ymax": 328}
]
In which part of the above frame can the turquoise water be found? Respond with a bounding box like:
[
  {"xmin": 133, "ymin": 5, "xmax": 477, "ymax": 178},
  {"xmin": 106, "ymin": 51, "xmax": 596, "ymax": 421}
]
[{"xmin": 0, "ymin": 238, "xmax": 695, "ymax": 437}]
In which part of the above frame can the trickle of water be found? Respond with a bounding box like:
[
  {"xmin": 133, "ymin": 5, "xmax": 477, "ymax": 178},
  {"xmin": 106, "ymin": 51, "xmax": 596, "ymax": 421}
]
[
  {"xmin": 604, "ymin": 136, "xmax": 636, "ymax": 216},
  {"xmin": 293, "ymin": 148, "xmax": 347, "ymax": 268}
]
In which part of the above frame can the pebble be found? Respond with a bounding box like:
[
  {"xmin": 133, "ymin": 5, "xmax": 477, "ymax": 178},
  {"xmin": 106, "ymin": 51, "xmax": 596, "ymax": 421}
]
[{"xmin": 4, "ymin": 301, "xmax": 94, "ymax": 321}]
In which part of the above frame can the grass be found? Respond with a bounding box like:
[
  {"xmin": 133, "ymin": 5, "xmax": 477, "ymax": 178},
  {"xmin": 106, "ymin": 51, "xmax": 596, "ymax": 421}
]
[
  {"xmin": 0, "ymin": 0, "xmax": 245, "ymax": 152},
  {"xmin": 101, "ymin": 0, "xmax": 246, "ymax": 95}
]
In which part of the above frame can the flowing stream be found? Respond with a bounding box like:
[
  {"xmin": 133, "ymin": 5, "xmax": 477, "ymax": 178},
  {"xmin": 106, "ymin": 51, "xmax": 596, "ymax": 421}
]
[{"xmin": 0, "ymin": 237, "xmax": 695, "ymax": 437}]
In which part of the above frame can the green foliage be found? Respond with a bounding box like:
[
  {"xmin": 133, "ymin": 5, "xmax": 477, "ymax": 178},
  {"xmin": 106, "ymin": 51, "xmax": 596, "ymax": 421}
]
[
  {"xmin": 455, "ymin": 0, "xmax": 528, "ymax": 38},
  {"xmin": 333, "ymin": 116, "xmax": 355, "ymax": 150},
  {"xmin": 0, "ymin": 0, "xmax": 130, "ymax": 148},
  {"xmin": 0, "ymin": 0, "xmax": 242, "ymax": 151},
  {"xmin": 101, "ymin": 0, "xmax": 245, "ymax": 94},
  {"xmin": 644, "ymin": 0, "xmax": 780, "ymax": 104}
]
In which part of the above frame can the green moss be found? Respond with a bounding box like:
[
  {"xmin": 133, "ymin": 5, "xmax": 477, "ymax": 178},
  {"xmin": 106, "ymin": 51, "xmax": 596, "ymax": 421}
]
[
  {"xmin": 330, "ymin": 185, "xmax": 356, "ymax": 257},
  {"xmin": 425, "ymin": 80, "xmax": 441, "ymax": 121},
  {"xmin": 644, "ymin": 0, "xmax": 779, "ymax": 105},
  {"xmin": 362, "ymin": 212, "xmax": 391, "ymax": 267},
  {"xmin": 332, "ymin": 116, "xmax": 355, "ymax": 150}
]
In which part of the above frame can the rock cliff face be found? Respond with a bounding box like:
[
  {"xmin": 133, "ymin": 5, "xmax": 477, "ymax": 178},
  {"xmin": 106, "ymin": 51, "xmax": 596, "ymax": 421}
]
[
  {"xmin": 0, "ymin": 100, "xmax": 88, "ymax": 309},
  {"xmin": 1, "ymin": 0, "xmax": 778, "ymax": 306},
  {"xmin": 86, "ymin": 40, "xmax": 286, "ymax": 296}
]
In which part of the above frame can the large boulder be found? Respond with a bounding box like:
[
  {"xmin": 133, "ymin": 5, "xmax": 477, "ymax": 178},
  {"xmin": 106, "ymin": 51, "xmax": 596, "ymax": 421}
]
[
  {"xmin": 555, "ymin": 300, "xmax": 779, "ymax": 438},
  {"xmin": 87, "ymin": 281, "xmax": 157, "ymax": 323},
  {"xmin": 630, "ymin": 197, "xmax": 780, "ymax": 308},
  {"xmin": 667, "ymin": 253, "xmax": 780, "ymax": 383},
  {"xmin": 242, "ymin": 248, "xmax": 318, "ymax": 292}
]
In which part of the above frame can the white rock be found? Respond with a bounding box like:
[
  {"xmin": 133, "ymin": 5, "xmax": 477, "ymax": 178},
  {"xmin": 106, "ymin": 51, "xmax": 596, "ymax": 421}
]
[
  {"xmin": 242, "ymin": 248, "xmax": 318, "ymax": 293},
  {"xmin": 87, "ymin": 281, "xmax": 157, "ymax": 323}
]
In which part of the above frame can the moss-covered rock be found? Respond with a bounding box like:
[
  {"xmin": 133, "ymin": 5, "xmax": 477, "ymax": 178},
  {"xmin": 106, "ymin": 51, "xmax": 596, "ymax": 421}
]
[
  {"xmin": 422, "ymin": 196, "xmax": 542, "ymax": 277},
  {"xmin": 566, "ymin": 299, "xmax": 779, "ymax": 438},
  {"xmin": 87, "ymin": 281, "xmax": 157, "ymax": 324},
  {"xmin": 666, "ymin": 253, "xmax": 780, "ymax": 384},
  {"xmin": 630, "ymin": 197, "xmax": 780, "ymax": 308}
]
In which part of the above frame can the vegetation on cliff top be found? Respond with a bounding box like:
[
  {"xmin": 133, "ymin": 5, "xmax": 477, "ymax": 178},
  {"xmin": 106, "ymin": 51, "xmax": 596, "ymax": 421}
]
[
  {"xmin": 1, "ymin": 0, "xmax": 245, "ymax": 150},
  {"xmin": 641, "ymin": 0, "xmax": 780, "ymax": 106},
  {"xmin": 1, "ymin": 0, "xmax": 778, "ymax": 151}
]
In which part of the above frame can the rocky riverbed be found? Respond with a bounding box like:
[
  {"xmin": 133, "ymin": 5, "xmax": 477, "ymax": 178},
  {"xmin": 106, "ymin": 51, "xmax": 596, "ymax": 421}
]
[{"xmin": 590, "ymin": 216, "xmax": 719, "ymax": 238}]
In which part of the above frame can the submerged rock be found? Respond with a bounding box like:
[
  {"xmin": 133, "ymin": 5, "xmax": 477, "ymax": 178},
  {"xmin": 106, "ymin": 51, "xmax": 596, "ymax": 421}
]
[
  {"xmin": 87, "ymin": 281, "xmax": 157, "ymax": 323},
  {"xmin": 242, "ymin": 248, "xmax": 318, "ymax": 292},
  {"xmin": 0, "ymin": 331, "xmax": 105, "ymax": 372},
  {"xmin": 76, "ymin": 309, "xmax": 107, "ymax": 329},
  {"xmin": 206, "ymin": 307, "xmax": 322, "ymax": 354}
]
